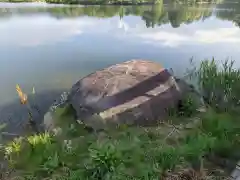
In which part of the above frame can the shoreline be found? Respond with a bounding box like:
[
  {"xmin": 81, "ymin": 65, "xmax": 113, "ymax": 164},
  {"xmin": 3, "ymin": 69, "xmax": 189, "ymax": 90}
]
[{"xmin": 0, "ymin": 89, "xmax": 65, "ymax": 138}]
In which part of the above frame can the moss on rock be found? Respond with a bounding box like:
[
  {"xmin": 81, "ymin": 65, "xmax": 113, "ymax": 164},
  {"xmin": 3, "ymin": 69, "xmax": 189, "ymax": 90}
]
[{"xmin": 44, "ymin": 104, "xmax": 90, "ymax": 139}]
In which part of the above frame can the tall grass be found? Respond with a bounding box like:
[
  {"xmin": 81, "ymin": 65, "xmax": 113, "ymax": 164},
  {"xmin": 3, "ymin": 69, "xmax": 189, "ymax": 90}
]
[
  {"xmin": 16, "ymin": 85, "xmax": 40, "ymax": 133},
  {"xmin": 195, "ymin": 58, "xmax": 240, "ymax": 112}
]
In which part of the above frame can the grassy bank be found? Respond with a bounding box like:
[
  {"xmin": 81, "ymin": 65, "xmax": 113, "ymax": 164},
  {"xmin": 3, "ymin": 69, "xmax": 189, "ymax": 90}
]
[{"xmin": 1, "ymin": 59, "xmax": 240, "ymax": 179}]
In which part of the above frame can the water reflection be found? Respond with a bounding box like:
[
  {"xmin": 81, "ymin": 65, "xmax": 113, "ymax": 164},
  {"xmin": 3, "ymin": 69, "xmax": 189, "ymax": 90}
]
[
  {"xmin": 0, "ymin": 1, "xmax": 240, "ymax": 134},
  {"xmin": 216, "ymin": 0, "xmax": 240, "ymax": 27},
  {"xmin": 1, "ymin": 1, "xmax": 240, "ymax": 27},
  {"xmin": 1, "ymin": 2, "xmax": 240, "ymax": 49},
  {"xmin": 0, "ymin": 2, "xmax": 220, "ymax": 26}
]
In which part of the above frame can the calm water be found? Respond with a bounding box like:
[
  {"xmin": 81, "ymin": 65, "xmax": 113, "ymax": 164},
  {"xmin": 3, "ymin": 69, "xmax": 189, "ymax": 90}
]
[{"xmin": 0, "ymin": 0, "xmax": 240, "ymax": 133}]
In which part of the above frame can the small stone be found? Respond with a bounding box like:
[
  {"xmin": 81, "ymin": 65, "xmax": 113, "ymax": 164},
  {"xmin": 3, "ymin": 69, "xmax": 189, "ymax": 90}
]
[
  {"xmin": 237, "ymin": 161, "xmax": 240, "ymax": 168},
  {"xmin": 196, "ymin": 106, "xmax": 207, "ymax": 113},
  {"xmin": 231, "ymin": 161, "xmax": 240, "ymax": 179},
  {"xmin": 76, "ymin": 120, "xmax": 84, "ymax": 125},
  {"xmin": 52, "ymin": 127, "xmax": 62, "ymax": 136}
]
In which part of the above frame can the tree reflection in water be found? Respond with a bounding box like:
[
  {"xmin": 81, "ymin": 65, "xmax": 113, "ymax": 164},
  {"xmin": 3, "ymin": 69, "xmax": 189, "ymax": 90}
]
[{"xmin": 0, "ymin": 0, "xmax": 240, "ymax": 28}]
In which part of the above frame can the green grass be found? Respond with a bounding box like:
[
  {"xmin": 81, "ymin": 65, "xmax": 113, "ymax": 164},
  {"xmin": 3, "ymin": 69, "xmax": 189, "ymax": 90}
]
[
  {"xmin": 2, "ymin": 112, "xmax": 238, "ymax": 179},
  {"xmin": 1, "ymin": 59, "xmax": 240, "ymax": 179}
]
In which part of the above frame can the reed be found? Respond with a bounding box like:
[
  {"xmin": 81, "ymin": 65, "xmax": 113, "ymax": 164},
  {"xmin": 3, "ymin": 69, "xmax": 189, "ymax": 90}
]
[{"xmin": 16, "ymin": 84, "xmax": 40, "ymax": 133}]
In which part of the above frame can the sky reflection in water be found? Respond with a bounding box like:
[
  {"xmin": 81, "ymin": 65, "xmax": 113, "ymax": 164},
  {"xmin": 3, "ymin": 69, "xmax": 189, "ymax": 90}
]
[{"xmin": 0, "ymin": 1, "xmax": 240, "ymax": 105}]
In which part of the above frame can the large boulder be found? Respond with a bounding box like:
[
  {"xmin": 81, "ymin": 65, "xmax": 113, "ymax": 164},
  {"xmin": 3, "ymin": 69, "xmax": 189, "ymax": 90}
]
[{"xmin": 66, "ymin": 59, "xmax": 202, "ymax": 130}]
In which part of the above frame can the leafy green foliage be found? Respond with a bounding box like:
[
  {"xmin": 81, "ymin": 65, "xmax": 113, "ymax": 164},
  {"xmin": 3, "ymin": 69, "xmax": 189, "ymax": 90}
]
[
  {"xmin": 181, "ymin": 132, "xmax": 215, "ymax": 170},
  {"xmin": 155, "ymin": 146, "xmax": 181, "ymax": 172},
  {"xmin": 200, "ymin": 111, "xmax": 240, "ymax": 159},
  {"xmin": 85, "ymin": 141, "xmax": 122, "ymax": 179},
  {"xmin": 178, "ymin": 94, "xmax": 199, "ymax": 117}
]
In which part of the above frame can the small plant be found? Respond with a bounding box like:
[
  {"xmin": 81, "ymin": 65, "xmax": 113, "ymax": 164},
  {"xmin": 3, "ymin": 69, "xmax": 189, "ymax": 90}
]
[
  {"xmin": 4, "ymin": 137, "xmax": 24, "ymax": 166},
  {"xmin": 181, "ymin": 132, "xmax": 215, "ymax": 171},
  {"xmin": 42, "ymin": 152, "xmax": 60, "ymax": 173},
  {"xmin": 66, "ymin": 124, "xmax": 79, "ymax": 137},
  {"xmin": 16, "ymin": 84, "xmax": 40, "ymax": 133},
  {"xmin": 27, "ymin": 133, "xmax": 52, "ymax": 146},
  {"xmin": 200, "ymin": 112, "xmax": 237, "ymax": 139},
  {"xmin": 85, "ymin": 141, "xmax": 122, "ymax": 179},
  {"xmin": 67, "ymin": 169, "xmax": 85, "ymax": 180},
  {"xmin": 155, "ymin": 146, "xmax": 181, "ymax": 174},
  {"xmin": 200, "ymin": 111, "xmax": 240, "ymax": 159},
  {"xmin": 5, "ymin": 137, "xmax": 23, "ymax": 156},
  {"xmin": 178, "ymin": 94, "xmax": 199, "ymax": 117}
]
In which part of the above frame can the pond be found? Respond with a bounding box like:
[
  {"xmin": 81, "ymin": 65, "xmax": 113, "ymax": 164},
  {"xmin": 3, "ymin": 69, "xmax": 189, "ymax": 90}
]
[{"xmin": 0, "ymin": 0, "xmax": 240, "ymax": 133}]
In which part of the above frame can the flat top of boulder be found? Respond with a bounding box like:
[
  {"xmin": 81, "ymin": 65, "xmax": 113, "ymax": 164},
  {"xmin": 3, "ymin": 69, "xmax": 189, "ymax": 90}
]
[{"xmin": 70, "ymin": 59, "xmax": 166, "ymax": 97}]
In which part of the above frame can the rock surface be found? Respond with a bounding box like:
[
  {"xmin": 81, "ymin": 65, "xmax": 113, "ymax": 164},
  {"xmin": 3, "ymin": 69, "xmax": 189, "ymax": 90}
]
[{"xmin": 66, "ymin": 59, "xmax": 203, "ymax": 130}]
